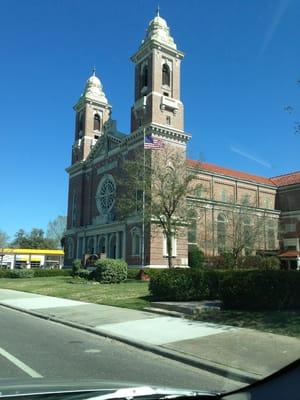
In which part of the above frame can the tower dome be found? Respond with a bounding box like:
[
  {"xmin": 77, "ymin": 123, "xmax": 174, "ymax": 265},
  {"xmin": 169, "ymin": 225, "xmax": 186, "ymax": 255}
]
[
  {"xmin": 79, "ymin": 68, "xmax": 108, "ymax": 104},
  {"xmin": 142, "ymin": 9, "xmax": 176, "ymax": 49}
]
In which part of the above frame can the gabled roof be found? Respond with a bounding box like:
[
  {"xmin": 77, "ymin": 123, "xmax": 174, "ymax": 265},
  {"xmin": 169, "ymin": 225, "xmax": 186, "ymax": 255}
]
[
  {"xmin": 270, "ymin": 171, "xmax": 300, "ymax": 187},
  {"xmin": 187, "ymin": 159, "xmax": 275, "ymax": 186}
]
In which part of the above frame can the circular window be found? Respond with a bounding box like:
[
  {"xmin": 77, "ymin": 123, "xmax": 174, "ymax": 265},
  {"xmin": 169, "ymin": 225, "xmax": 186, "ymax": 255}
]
[{"xmin": 96, "ymin": 175, "xmax": 116, "ymax": 215}]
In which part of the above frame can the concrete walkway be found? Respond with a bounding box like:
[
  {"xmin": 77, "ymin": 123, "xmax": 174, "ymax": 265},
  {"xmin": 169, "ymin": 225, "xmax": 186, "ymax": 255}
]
[{"xmin": 0, "ymin": 288, "xmax": 299, "ymax": 384}]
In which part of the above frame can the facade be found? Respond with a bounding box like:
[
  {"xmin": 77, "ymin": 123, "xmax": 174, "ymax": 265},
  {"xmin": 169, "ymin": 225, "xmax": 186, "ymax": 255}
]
[
  {"xmin": 64, "ymin": 12, "xmax": 300, "ymax": 269},
  {"xmin": 272, "ymin": 172, "xmax": 300, "ymax": 269},
  {"xmin": 0, "ymin": 248, "xmax": 64, "ymax": 269}
]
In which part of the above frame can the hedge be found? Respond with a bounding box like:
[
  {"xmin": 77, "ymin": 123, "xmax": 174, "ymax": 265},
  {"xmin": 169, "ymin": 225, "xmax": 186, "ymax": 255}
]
[
  {"xmin": 3, "ymin": 269, "xmax": 35, "ymax": 278},
  {"xmin": 90, "ymin": 258, "xmax": 128, "ymax": 283},
  {"xmin": 32, "ymin": 268, "xmax": 72, "ymax": 277},
  {"xmin": 0, "ymin": 268, "xmax": 72, "ymax": 278},
  {"xmin": 220, "ymin": 270, "xmax": 300, "ymax": 310},
  {"xmin": 149, "ymin": 269, "xmax": 300, "ymax": 310},
  {"xmin": 149, "ymin": 269, "xmax": 223, "ymax": 301}
]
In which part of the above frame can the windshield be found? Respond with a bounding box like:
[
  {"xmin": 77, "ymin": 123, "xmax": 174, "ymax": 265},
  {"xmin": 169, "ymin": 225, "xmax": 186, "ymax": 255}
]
[{"xmin": 0, "ymin": 0, "xmax": 299, "ymax": 397}]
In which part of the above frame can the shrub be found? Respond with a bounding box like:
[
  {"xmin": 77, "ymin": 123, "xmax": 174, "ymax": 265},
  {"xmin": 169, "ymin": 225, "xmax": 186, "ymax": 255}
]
[
  {"xmin": 219, "ymin": 251, "xmax": 236, "ymax": 269},
  {"xmin": 188, "ymin": 245, "xmax": 204, "ymax": 269},
  {"xmin": 7, "ymin": 269, "xmax": 35, "ymax": 278},
  {"xmin": 72, "ymin": 259, "xmax": 82, "ymax": 276},
  {"xmin": 219, "ymin": 270, "xmax": 300, "ymax": 310},
  {"xmin": 149, "ymin": 269, "xmax": 223, "ymax": 301},
  {"xmin": 241, "ymin": 255, "xmax": 263, "ymax": 270},
  {"xmin": 90, "ymin": 258, "xmax": 127, "ymax": 283},
  {"xmin": 74, "ymin": 269, "xmax": 91, "ymax": 279},
  {"xmin": 0, "ymin": 269, "xmax": 12, "ymax": 278},
  {"xmin": 127, "ymin": 268, "xmax": 141, "ymax": 280},
  {"xmin": 260, "ymin": 256, "xmax": 281, "ymax": 270}
]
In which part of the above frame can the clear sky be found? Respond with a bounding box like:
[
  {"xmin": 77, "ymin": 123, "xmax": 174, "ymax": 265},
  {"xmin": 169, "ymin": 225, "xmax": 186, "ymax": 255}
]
[{"xmin": 0, "ymin": 0, "xmax": 299, "ymax": 239}]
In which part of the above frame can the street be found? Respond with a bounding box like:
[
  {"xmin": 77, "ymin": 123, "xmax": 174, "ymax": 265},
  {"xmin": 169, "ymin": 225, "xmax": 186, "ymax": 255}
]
[{"xmin": 0, "ymin": 306, "xmax": 240, "ymax": 393}]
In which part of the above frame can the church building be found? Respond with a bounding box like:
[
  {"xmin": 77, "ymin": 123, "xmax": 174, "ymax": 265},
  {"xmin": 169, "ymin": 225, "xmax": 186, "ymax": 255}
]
[{"xmin": 64, "ymin": 12, "xmax": 300, "ymax": 269}]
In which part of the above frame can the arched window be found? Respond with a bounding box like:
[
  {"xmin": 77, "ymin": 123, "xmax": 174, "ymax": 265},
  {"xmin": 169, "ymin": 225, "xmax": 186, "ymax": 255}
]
[
  {"xmin": 131, "ymin": 228, "xmax": 141, "ymax": 256},
  {"xmin": 188, "ymin": 210, "xmax": 197, "ymax": 244},
  {"xmin": 97, "ymin": 236, "xmax": 106, "ymax": 254},
  {"xmin": 217, "ymin": 213, "xmax": 227, "ymax": 253},
  {"xmin": 141, "ymin": 65, "xmax": 148, "ymax": 88},
  {"xmin": 162, "ymin": 63, "xmax": 170, "ymax": 86},
  {"xmin": 94, "ymin": 114, "xmax": 101, "ymax": 131},
  {"xmin": 67, "ymin": 237, "xmax": 74, "ymax": 259},
  {"xmin": 78, "ymin": 111, "xmax": 84, "ymax": 133}
]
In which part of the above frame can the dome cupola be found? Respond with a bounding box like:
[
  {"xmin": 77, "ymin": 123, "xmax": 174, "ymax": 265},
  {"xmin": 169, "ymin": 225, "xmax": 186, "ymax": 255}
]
[
  {"xmin": 79, "ymin": 68, "xmax": 108, "ymax": 104},
  {"xmin": 142, "ymin": 8, "xmax": 176, "ymax": 49}
]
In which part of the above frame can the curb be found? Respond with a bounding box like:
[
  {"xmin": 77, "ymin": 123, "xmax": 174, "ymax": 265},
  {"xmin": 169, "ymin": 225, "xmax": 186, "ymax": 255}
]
[{"xmin": 0, "ymin": 302, "xmax": 260, "ymax": 385}]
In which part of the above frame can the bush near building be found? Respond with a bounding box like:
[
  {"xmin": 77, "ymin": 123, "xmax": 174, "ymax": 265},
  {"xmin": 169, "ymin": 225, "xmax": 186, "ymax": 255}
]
[
  {"xmin": 188, "ymin": 245, "xmax": 204, "ymax": 269},
  {"xmin": 90, "ymin": 258, "xmax": 128, "ymax": 284},
  {"xmin": 149, "ymin": 269, "xmax": 300, "ymax": 310}
]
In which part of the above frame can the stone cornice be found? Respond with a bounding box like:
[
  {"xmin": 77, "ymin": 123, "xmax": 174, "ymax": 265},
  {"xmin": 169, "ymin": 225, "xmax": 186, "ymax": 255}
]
[
  {"xmin": 131, "ymin": 40, "xmax": 184, "ymax": 63},
  {"xmin": 145, "ymin": 123, "xmax": 191, "ymax": 144},
  {"xmin": 65, "ymin": 161, "xmax": 84, "ymax": 175},
  {"xmin": 187, "ymin": 196, "xmax": 281, "ymax": 216}
]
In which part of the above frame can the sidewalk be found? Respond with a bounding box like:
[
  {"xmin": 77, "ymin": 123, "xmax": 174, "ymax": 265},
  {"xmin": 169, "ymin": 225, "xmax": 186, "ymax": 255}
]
[{"xmin": 0, "ymin": 288, "xmax": 299, "ymax": 384}]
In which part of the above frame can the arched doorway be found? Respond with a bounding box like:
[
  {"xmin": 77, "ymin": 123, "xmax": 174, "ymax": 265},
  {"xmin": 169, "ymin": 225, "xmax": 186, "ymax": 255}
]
[
  {"xmin": 97, "ymin": 236, "xmax": 106, "ymax": 255},
  {"xmin": 109, "ymin": 234, "xmax": 116, "ymax": 259}
]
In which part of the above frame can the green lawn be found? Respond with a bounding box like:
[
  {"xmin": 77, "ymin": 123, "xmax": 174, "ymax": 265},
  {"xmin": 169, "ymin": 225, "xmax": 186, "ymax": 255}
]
[
  {"xmin": 0, "ymin": 276, "xmax": 151, "ymax": 310},
  {"xmin": 194, "ymin": 309, "xmax": 300, "ymax": 338}
]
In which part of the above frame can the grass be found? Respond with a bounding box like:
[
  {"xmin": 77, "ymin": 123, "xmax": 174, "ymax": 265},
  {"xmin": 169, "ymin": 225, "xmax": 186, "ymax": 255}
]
[
  {"xmin": 0, "ymin": 277, "xmax": 299, "ymax": 338},
  {"xmin": 0, "ymin": 276, "xmax": 151, "ymax": 310},
  {"xmin": 194, "ymin": 309, "xmax": 300, "ymax": 338}
]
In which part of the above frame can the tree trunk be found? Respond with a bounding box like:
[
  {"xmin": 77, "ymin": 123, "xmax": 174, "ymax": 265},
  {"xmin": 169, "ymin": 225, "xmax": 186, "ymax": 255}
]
[{"xmin": 166, "ymin": 234, "xmax": 173, "ymax": 269}]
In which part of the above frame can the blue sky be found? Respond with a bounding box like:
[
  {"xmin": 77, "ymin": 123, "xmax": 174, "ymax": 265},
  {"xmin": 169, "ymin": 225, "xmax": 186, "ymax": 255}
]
[{"xmin": 0, "ymin": 0, "xmax": 299, "ymax": 239}]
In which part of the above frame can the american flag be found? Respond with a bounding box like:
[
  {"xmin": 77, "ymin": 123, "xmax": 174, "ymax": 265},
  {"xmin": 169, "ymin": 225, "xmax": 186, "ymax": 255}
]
[{"xmin": 144, "ymin": 135, "xmax": 164, "ymax": 150}]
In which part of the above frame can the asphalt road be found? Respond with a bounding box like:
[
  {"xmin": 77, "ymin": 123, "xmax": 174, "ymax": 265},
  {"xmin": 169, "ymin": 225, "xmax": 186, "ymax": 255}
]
[{"xmin": 0, "ymin": 306, "xmax": 242, "ymax": 393}]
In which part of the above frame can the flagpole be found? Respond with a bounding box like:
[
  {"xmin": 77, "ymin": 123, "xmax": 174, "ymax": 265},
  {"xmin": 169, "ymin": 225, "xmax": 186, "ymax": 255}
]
[{"xmin": 141, "ymin": 128, "xmax": 146, "ymax": 270}]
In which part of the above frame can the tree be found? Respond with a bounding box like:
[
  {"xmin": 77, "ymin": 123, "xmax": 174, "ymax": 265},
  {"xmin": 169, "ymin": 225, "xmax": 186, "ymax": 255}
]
[
  {"xmin": 215, "ymin": 202, "xmax": 266, "ymax": 268},
  {"xmin": 284, "ymin": 79, "xmax": 300, "ymax": 134},
  {"xmin": 11, "ymin": 228, "xmax": 56, "ymax": 249},
  {"xmin": 0, "ymin": 230, "xmax": 9, "ymax": 248},
  {"xmin": 117, "ymin": 144, "xmax": 202, "ymax": 268},
  {"xmin": 46, "ymin": 215, "xmax": 67, "ymax": 248}
]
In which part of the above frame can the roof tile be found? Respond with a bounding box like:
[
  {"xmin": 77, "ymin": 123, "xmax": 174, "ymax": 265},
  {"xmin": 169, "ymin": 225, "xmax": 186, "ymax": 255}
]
[{"xmin": 187, "ymin": 159, "xmax": 275, "ymax": 186}]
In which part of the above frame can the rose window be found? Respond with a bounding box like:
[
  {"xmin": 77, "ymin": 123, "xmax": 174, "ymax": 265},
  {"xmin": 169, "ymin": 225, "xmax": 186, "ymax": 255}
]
[{"xmin": 96, "ymin": 175, "xmax": 116, "ymax": 215}]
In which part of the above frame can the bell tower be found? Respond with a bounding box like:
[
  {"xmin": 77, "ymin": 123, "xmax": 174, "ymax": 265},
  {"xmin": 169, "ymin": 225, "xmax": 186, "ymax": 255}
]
[
  {"xmin": 72, "ymin": 69, "xmax": 111, "ymax": 164},
  {"xmin": 130, "ymin": 10, "xmax": 186, "ymax": 137}
]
